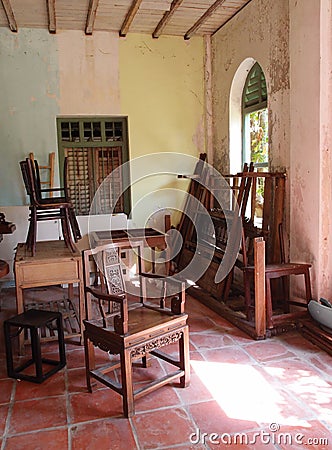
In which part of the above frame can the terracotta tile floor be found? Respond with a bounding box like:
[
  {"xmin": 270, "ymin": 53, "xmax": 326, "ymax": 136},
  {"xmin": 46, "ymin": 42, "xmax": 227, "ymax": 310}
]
[{"xmin": 0, "ymin": 284, "xmax": 332, "ymax": 449}]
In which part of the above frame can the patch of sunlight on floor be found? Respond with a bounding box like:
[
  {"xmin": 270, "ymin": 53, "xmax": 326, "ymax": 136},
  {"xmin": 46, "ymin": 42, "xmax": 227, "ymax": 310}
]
[{"xmin": 191, "ymin": 360, "xmax": 310, "ymax": 427}]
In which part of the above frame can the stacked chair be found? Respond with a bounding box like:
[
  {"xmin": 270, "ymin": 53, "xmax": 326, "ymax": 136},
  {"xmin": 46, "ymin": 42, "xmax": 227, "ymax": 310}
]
[{"xmin": 20, "ymin": 157, "xmax": 81, "ymax": 256}]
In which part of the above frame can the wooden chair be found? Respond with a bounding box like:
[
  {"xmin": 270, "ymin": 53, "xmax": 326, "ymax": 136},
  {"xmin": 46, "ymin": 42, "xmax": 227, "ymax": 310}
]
[
  {"xmin": 242, "ymin": 223, "xmax": 312, "ymax": 329},
  {"xmin": 19, "ymin": 157, "xmax": 81, "ymax": 256},
  {"xmin": 33, "ymin": 157, "xmax": 82, "ymax": 242},
  {"xmin": 208, "ymin": 163, "xmax": 254, "ymax": 301},
  {"xmin": 83, "ymin": 240, "xmax": 190, "ymax": 418}
]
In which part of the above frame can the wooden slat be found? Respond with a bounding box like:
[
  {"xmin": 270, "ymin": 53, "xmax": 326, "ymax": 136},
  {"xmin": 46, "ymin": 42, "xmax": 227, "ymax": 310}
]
[
  {"xmin": 1, "ymin": 0, "xmax": 17, "ymax": 32},
  {"xmin": 119, "ymin": 0, "xmax": 143, "ymax": 37},
  {"xmin": 46, "ymin": 0, "xmax": 56, "ymax": 33},
  {"xmin": 184, "ymin": 0, "xmax": 227, "ymax": 39},
  {"xmin": 85, "ymin": 0, "xmax": 99, "ymax": 35},
  {"xmin": 152, "ymin": 0, "xmax": 184, "ymax": 39},
  {"xmin": 254, "ymin": 237, "xmax": 266, "ymax": 338},
  {"xmin": 0, "ymin": 0, "xmax": 252, "ymax": 37}
]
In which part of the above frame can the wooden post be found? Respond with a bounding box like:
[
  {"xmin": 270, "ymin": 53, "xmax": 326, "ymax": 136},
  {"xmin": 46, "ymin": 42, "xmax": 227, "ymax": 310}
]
[{"xmin": 254, "ymin": 237, "xmax": 266, "ymax": 338}]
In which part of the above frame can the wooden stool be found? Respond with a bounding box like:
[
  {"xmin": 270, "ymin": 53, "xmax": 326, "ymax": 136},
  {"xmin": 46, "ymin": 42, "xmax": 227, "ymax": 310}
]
[{"xmin": 4, "ymin": 309, "xmax": 66, "ymax": 383}]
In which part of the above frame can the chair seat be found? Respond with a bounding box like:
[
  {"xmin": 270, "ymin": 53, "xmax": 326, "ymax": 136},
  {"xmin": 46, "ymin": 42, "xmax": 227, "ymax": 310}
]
[
  {"xmin": 245, "ymin": 262, "xmax": 311, "ymax": 278},
  {"xmin": 85, "ymin": 306, "xmax": 188, "ymax": 340}
]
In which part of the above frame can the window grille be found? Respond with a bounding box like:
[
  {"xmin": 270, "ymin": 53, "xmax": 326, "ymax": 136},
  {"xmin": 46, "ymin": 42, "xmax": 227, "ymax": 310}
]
[{"xmin": 57, "ymin": 117, "xmax": 131, "ymax": 216}]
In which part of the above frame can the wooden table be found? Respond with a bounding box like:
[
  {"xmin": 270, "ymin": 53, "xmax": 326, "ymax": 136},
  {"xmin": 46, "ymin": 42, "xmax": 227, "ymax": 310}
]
[
  {"xmin": 90, "ymin": 228, "xmax": 170, "ymax": 274},
  {"xmin": 14, "ymin": 240, "xmax": 85, "ymax": 354}
]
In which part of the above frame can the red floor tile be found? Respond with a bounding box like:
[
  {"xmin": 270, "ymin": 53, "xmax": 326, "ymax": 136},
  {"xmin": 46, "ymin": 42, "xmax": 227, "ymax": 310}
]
[
  {"xmin": 9, "ymin": 396, "xmax": 67, "ymax": 434},
  {"xmin": 176, "ymin": 372, "xmax": 213, "ymax": 405},
  {"xmin": 0, "ymin": 378, "xmax": 14, "ymax": 404},
  {"xmin": 134, "ymin": 384, "xmax": 182, "ymax": 413},
  {"xmin": 69, "ymin": 388, "xmax": 123, "ymax": 423},
  {"xmin": 1, "ymin": 286, "xmax": 332, "ymax": 449},
  {"xmin": 243, "ymin": 340, "xmax": 297, "ymax": 363},
  {"xmin": 200, "ymin": 345, "xmax": 253, "ymax": 364},
  {"xmin": 14, "ymin": 370, "xmax": 66, "ymax": 401},
  {"xmin": 70, "ymin": 419, "xmax": 137, "ymax": 450},
  {"xmin": 188, "ymin": 316, "xmax": 218, "ymax": 332},
  {"xmin": 190, "ymin": 399, "xmax": 260, "ymax": 435},
  {"xmin": 190, "ymin": 332, "xmax": 235, "ymax": 350},
  {"xmin": 132, "ymin": 406, "xmax": 195, "ymax": 449},
  {"xmin": 276, "ymin": 420, "xmax": 331, "ymax": 450},
  {"xmin": 5, "ymin": 428, "xmax": 68, "ymax": 450},
  {"xmin": 67, "ymin": 367, "xmax": 88, "ymax": 394},
  {"xmin": 0, "ymin": 404, "xmax": 9, "ymax": 436}
]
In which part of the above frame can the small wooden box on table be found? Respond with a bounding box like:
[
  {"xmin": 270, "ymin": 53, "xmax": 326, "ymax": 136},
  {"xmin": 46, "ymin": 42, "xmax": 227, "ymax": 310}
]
[{"xmin": 14, "ymin": 240, "xmax": 85, "ymax": 354}]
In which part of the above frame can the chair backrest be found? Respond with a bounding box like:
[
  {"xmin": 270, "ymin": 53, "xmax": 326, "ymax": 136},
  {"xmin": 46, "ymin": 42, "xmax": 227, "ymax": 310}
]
[
  {"xmin": 83, "ymin": 240, "xmax": 144, "ymax": 322},
  {"xmin": 20, "ymin": 158, "xmax": 39, "ymax": 205},
  {"xmin": 83, "ymin": 239, "xmax": 186, "ymax": 332}
]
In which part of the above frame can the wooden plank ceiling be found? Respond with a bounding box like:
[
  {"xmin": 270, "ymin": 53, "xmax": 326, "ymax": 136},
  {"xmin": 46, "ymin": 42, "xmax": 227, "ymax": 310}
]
[{"xmin": 0, "ymin": 0, "xmax": 252, "ymax": 39}]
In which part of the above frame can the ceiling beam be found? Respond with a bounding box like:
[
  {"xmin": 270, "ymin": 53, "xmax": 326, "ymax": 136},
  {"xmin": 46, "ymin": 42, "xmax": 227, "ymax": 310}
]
[
  {"xmin": 85, "ymin": 0, "xmax": 99, "ymax": 35},
  {"xmin": 152, "ymin": 0, "xmax": 183, "ymax": 39},
  {"xmin": 0, "ymin": 0, "xmax": 17, "ymax": 32},
  {"xmin": 46, "ymin": 0, "xmax": 56, "ymax": 34},
  {"xmin": 119, "ymin": 0, "xmax": 143, "ymax": 37},
  {"xmin": 184, "ymin": 0, "xmax": 226, "ymax": 40}
]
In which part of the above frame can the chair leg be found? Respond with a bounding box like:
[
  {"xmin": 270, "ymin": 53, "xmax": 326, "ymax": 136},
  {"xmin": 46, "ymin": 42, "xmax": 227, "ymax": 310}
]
[
  {"xmin": 142, "ymin": 355, "xmax": 151, "ymax": 367},
  {"xmin": 281, "ymin": 276, "xmax": 290, "ymax": 313},
  {"xmin": 27, "ymin": 207, "xmax": 37, "ymax": 256},
  {"xmin": 243, "ymin": 270, "xmax": 254, "ymax": 321},
  {"xmin": 68, "ymin": 207, "xmax": 82, "ymax": 241},
  {"xmin": 120, "ymin": 348, "xmax": 134, "ymax": 418},
  {"xmin": 304, "ymin": 269, "xmax": 312, "ymax": 303},
  {"xmin": 265, "ymin": 278, "xmax": 274, "ymax": 329},
  {"xmin": 84, "ymin": 331, "xmax": 95, "ymax": 393},
  {"xmin": 179, "ymin": 326, "xmax": 190, "ymax": 388},
  {"xmin": 222, "ymin": 268, "xmax": 234, "ymax": 303},
  {"xmin": 60, "ymin": 209, "xmax": 76, "ymax": 253}
]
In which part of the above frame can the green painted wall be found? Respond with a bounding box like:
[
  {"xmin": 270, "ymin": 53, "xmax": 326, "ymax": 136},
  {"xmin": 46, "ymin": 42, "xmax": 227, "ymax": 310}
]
[{"xmin": 0, "ymin": 28, "xmax": 60, "ymax": 205}]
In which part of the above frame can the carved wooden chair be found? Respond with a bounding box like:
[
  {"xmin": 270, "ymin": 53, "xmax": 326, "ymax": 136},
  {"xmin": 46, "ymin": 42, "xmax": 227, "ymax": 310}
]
[
  {"xmin": 82, "ymin": 240, "xmax": 190, "ymax": 418},
  {"xmin": 20, "ymin": 157, "xmax": 81, "ymax": 255},
  {"xmin": 242, "ymin": 223, "xmax": 312, "ymax": 329}
]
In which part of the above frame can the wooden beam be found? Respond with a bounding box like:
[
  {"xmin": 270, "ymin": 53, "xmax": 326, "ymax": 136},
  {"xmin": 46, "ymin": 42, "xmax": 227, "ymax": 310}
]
[
  {"xmin": 152, "ymin": 0, "xmax": 183, "ymax": 39},
  {"xmin": 0, "ymin": 0, "xmax": 17, "ymax": 32},
  {"xmin": 119, "ymin": 0, "xmax": 143, "ymax": 37},
  {"xmin": 184, "ymin": 0, "xmax": 227, "ymax": 40},
  {"xmin": 254, "ymin": 237, "xmax": 266, "ymax": 338},
  {"xmin": 85, "ymin": 0, "xmax": 99, "ymax": 35},
  {"xmin": 46, "ymin": 0, "xmax": 56, "ymax": 34}
]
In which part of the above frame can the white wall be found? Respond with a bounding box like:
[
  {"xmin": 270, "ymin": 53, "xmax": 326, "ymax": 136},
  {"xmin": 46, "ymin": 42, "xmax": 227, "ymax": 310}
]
[{"xmin": 0, "ymin": 207, "xmax": 127, "ymax": 280}]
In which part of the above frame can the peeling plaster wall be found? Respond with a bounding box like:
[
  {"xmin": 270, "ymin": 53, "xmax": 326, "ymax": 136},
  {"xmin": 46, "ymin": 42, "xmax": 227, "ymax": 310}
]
[
  {"xmin": 57, "ymin": 31, "xmax": 120, "ymax": 115},
  {"xmin": 211, "ymin": 0, "xmax": 290, "ymax": 175},
  {"xmin": 211, "ymin": 0, "xmax": 332, "ymax": 299},
  {"xmin": 289, "ymin": 0, "xmax": 332, "ymax": 298}
]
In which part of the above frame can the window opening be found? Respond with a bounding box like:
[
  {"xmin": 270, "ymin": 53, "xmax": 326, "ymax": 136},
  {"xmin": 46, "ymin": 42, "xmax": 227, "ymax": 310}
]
[
  {"xmin": 57, "ymin": 117, "xmax": 131, "ymax": 216},
  {"xmin": 242, "ymin": 62, "xmax": 268, "ymax": 224}
]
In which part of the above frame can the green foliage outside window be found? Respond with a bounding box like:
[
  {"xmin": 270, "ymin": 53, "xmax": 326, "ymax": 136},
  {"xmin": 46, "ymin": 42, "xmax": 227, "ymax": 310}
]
[{"xmin": 249, "ymin": 108, "xmax": 268, "ymax": 165}]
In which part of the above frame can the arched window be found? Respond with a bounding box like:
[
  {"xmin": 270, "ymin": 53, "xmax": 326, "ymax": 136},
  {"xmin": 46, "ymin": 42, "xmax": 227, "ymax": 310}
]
[{"xmin": 242, "ymin": 62, "xmax": 268, "ymax": 169}]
